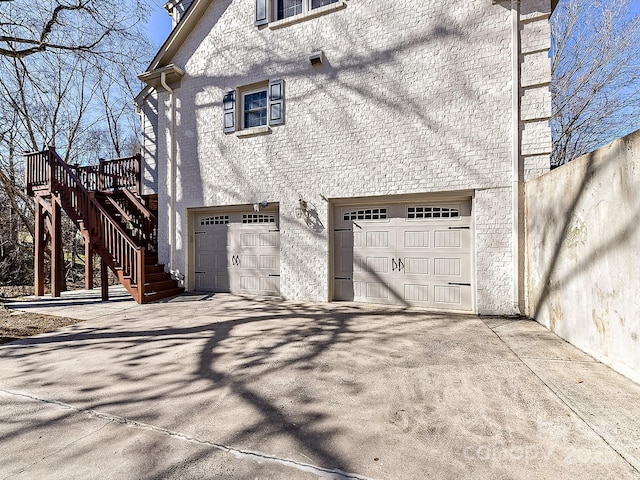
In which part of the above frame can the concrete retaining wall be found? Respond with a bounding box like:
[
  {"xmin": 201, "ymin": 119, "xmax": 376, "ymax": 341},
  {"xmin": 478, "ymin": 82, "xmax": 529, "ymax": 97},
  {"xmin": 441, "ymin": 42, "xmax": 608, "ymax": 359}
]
[{"xmin": 526, "ymin": 130, "xmax": 640, "ymax": 383}]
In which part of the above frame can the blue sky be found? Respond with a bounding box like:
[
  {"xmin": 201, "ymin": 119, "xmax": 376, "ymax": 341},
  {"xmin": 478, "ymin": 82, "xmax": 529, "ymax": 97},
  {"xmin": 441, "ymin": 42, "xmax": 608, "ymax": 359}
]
[{"xmin": 145, "ymin": 0, "xmax": 173, "ymax": 49}]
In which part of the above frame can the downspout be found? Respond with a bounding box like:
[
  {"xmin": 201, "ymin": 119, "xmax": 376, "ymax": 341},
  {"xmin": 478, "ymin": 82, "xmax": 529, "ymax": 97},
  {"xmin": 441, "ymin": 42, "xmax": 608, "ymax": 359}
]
[
  {"xmin": 511, "ymin": 0, "xmax": 522, "ymax": 314},
  {"xmin": 160, "ymin": 71, "xmax": 177, "ymax": 277}
]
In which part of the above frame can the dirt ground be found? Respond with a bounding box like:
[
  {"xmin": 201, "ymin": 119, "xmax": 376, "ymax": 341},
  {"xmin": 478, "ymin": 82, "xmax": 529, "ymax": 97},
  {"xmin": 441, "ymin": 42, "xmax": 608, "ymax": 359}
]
[{"xmin": 0, "ymin": 303, "xmax": 82, "ymax": 345}]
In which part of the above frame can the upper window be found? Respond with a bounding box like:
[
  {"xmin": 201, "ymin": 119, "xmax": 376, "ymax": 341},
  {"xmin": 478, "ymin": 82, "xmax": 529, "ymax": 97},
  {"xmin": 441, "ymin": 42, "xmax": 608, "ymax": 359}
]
[
  {"xmin": 275, "ymin": 0, "xmax": 337, "ymax": 20},
  {"xmin": 255, "ymin": 0, "xmax": 343, "ymax": 27},
  {"xmin": 243, "ymin": 88, "xmax": 268, "ymax": 128},
  {"xmin": 223, "ymin": 80, "xmax": 285, "ymax": 134},
  {"xmin": 277, "ymin": 0, "xmax": 303, "ymax": 19}
]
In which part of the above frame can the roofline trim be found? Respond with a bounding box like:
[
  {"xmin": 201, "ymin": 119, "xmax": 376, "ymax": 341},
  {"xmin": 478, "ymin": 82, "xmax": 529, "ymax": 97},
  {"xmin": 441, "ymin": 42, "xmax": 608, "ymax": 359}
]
[{"xmin": 146, "ymin": 0, "xmax": 208, "ymax": 72}]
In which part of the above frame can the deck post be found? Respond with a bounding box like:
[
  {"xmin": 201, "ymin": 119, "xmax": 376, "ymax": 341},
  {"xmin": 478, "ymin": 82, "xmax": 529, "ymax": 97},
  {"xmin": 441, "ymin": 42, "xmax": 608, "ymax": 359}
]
[
  {"xmin": 85, "ymin": 240, "xmax": 93, "ymax": 290},
  {"xmin": 137, "ymin": 248, "xmax": 145, "ymax": 303},
  {"xmin": 101, "ymin": 257, "xmax": 109, "ymax": 301},
  {"xmin": 50, "ymin": 197, "xmax": 62, "ymax": 298},
  {"xmin": 34, "ymin": 197, "xmax": 45, "ymax": 296},
  {"xmin": 135, "ymin": 152, "xmax": 142, "ymax": 195}
]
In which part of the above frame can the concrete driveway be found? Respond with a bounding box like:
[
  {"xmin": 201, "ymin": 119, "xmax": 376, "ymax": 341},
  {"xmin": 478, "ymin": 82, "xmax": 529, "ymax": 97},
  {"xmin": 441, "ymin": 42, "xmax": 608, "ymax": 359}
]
[{"xmin": 1, "ymin": 288, "xmax": 639, "ymax": 479}]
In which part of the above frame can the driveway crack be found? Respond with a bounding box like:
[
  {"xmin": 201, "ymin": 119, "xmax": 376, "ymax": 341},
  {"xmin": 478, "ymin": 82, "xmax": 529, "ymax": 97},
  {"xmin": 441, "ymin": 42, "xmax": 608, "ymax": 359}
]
[{"xmin": 0, "ymin": 389, "xmax": 371, "ymax": 480}]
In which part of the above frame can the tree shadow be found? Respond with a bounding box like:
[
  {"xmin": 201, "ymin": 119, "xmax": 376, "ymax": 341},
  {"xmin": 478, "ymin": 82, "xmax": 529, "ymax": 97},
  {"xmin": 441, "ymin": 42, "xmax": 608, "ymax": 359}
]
[{"xmin": 0, "ymin": 294, "xmax": 478, "ymax": 475}]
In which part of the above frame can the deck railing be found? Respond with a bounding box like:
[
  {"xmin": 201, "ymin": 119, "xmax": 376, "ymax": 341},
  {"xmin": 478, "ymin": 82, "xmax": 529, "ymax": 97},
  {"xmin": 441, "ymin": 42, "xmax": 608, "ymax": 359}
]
[
  {"xmin": 74, "ymin": 154, "xmax": 141, "ymax": 194},
  {"xmin": 24, "ymin": 150, "xmax": 51, "ymax": 195},
  {"xmin": 27, "ymin": 151, "xmax": 142, "ymax": 196}
]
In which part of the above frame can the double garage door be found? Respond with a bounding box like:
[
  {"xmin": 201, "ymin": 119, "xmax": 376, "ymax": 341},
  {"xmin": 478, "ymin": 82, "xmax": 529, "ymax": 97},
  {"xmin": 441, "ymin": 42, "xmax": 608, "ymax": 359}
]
[
  {"xmin": 333, "ymin": 199, "xmax": 473, "ymax": 311},
  {"xmin": 194, "ymin": 208, "xmax": 280, "ymax": 296},
  {"xmin": 192, "ymin": 198, "xmax": 473, "ymax": 311}
]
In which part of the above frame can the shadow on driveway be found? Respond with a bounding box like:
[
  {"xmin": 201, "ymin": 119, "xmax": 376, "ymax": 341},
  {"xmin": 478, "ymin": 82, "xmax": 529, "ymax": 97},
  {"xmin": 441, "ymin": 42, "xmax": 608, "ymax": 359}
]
[{"xmin": 1, "ymin": 293, "xmax": 639, "ymax": 479}]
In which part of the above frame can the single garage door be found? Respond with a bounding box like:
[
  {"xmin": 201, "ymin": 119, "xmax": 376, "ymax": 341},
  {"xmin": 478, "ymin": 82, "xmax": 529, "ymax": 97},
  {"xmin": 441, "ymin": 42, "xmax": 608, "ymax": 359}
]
[
  {"xmin": 194, "ymin": 207, "xmax": 280, "ymax": 296},
  {"xmin": 333, "ymin": 199, "xmax": 473, "ymax": 311}
]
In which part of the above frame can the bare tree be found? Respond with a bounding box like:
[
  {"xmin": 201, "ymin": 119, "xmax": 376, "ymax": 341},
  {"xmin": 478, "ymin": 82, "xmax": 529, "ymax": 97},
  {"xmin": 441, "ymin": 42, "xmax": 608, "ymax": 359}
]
[
  {"xmin": 0, "ymin": 0, "xmax": 152, "ymax": 286},
  {"xmin": 0, "ymin": 0, "xmax": 148, "ymax": 59},
  {"xmin": 551, "ymin": 0, "xmax": 640, "ymax": 166}
]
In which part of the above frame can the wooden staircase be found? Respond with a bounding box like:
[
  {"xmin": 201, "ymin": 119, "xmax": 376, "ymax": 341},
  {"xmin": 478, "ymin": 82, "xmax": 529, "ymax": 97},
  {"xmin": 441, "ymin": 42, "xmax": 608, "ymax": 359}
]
[{"xmin": 25, "ymin": 147, "xmax": 183, "ymax": 304}]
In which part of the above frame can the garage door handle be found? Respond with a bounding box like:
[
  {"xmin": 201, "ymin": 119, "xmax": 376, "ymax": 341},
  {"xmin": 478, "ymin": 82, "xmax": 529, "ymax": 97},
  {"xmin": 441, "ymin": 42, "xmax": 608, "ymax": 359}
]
[
  {"xmin": 448, "ymin": 227, "xmax": 470, "ymax": 230},
  {"xmin": 391, "ymin": 258, "xmax": 397, "ymax": 271},
  {"xmin": 398, "ymin": 258, "xmax": 405, "ymax": 271},
  {"xmin": 268, "ymin": 274, "xmax": 280, "ymax": 277},
  {"xmin": 335, "ymin": 277, "xmax": 351, "ymax": 280},
  {"xmin": 448, "ymin": 282, "xmax": 471, "ymax": 286},
  {"xmin": 195, "ymin": 231, "xmax": 205, "ymax": 234}
]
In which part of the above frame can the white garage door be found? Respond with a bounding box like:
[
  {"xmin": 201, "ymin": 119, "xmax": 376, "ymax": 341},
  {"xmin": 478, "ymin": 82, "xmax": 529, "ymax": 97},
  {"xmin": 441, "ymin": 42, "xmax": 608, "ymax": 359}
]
[
  {"xmin": 194, "ymin": 208, "xmax": 280, "ymax": 296},
  {"xmin": 333, "ymin": 200, "xmax": 473, "ymax": 311}
]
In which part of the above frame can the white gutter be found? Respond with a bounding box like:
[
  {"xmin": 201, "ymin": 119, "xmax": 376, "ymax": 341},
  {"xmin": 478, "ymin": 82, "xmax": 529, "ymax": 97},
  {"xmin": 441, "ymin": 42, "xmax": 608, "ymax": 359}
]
[
  {"xmin": 511, "ymin": 0, "xmax": 522, "ymax": 314},
  {"xmin": 160, "ymin": 71, "xmax": 177, "ymax": 277}
]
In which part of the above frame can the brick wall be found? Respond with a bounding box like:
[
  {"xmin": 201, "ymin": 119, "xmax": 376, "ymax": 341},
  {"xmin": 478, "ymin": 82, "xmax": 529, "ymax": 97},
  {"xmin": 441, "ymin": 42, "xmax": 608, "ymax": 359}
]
[{"xmin": 148, "ymin": 0, "xmax": 552, "ymax": 313}]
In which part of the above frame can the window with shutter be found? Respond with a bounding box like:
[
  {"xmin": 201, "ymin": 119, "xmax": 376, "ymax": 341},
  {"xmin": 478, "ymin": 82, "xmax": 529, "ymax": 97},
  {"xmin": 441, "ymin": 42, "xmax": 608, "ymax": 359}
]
[{"xmin": 224, "ymin": 80, "xmax": 286, "ymax": 133}]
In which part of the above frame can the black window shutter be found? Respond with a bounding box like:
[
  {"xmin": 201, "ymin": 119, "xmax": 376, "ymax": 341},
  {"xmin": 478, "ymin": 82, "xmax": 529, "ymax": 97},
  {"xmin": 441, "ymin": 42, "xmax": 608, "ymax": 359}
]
[
  {"xmin": 268, "ymin": 79, "xmax": 285, "ymax": 126},
  {"xmin": 223, "ymin": 90, "xmax": 236, "ymax": 133},
  {"xmin": 255, "ymin": 0, "xmax": 268, "ymax": 26}
]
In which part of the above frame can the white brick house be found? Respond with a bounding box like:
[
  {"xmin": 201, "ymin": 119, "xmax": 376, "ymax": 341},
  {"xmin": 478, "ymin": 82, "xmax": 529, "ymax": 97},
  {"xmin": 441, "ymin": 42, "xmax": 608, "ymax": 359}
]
[{"xmin": 137, "ymin": 0, "xmax": 555, "ymax": 314}]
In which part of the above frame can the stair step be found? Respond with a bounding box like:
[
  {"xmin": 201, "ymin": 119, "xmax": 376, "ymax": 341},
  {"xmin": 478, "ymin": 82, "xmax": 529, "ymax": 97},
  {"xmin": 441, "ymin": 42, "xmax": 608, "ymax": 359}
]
[
  {"xmin": 145, "ymin": 255, "xmax": 159, "ymax": 265},
  {"xmin": 143, "ymin": 287, "xmax": 185, "ymax": 303},
  {"xmin": 145, "ymin": 279, "xmax": 180, "ymax": 291},
  {"xmin": 144, "ymin": 264, "xmax": 165, "ymax": 274},
  {"xmin": 145, "ymin": 271, "xmax": 170, "ymax": 283}
]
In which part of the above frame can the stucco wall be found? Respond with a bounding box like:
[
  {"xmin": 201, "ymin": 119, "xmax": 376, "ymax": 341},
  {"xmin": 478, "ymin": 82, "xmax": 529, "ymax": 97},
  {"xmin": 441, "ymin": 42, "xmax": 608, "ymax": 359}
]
[
  {"xmin": 526, "ymin": 130, "xmax": 640, "ymax": 384},
  {"xmin": 149, "ymin": 0, "xmax": 552, "ymax": 314}
]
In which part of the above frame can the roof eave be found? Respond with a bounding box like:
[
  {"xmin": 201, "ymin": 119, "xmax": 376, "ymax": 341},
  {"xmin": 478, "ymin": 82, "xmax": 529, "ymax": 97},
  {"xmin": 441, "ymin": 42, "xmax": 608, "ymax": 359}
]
[
  {"xmin": 138, "ymin": 64, "xmax": 186, "ymax": 89},
  {"xmin": 146, "ymin": 0, "xmax": 209, "ymax": 72}
]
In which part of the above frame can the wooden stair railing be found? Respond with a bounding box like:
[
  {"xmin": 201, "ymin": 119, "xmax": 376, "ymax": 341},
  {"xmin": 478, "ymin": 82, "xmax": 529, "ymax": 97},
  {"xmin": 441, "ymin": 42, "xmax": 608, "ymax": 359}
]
[
  {"xmin": 102, "ymin": 188, "xmax": 158, "ymax": 253},
  {"xmin": 50, "ymin": 149, "xmax": 145, "ymax": 302},
  {"xmin": 25, "ymin": 148, "xmax": 182, "ymax": 304}
]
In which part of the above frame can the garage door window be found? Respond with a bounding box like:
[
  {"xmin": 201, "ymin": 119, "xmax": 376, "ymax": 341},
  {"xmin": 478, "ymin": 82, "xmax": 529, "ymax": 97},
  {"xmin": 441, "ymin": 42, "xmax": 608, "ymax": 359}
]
[
  {"xmin": 200, "ymin": 215, "xmax": 229, "ymax": 225},
  {"xmin": 407, "ymin": 206, "xmax": 460, "ymax": 219},
  {"xmin": 343, "ymin": 208, "xmax": 387, "ymax": 221},
  {"xmin": 242, "ymin": 214, "xmax": 276, "ymax": 224}
]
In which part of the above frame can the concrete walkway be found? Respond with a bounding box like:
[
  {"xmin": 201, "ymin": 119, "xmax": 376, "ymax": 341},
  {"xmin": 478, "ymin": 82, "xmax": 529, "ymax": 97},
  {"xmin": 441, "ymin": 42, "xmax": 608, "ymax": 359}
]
[{"xmin": 1, "ymin": 288, "xmax": 639, "ymax": 479}]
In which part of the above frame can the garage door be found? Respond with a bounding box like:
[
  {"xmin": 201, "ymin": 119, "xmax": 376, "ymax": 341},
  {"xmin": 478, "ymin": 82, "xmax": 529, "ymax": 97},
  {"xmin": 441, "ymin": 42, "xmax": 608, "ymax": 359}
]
[
  {"xmin": 194, "ymin": 207, "xmax": 280, "ymax": 296},
  {"xmin": 333, "ymin": 200, "xmax": 473, "ymax": 311}
]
